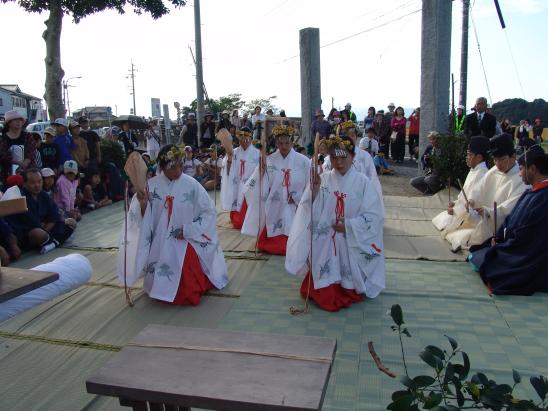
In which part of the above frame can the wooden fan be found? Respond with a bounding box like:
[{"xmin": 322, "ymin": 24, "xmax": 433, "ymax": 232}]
[
  {"xmin": 216, "ymin": 128, "xmax": 233, "ymax": 157},
  {"xmin": 124, "ymin": 152, "xmax": 148, "ymax": 194}
]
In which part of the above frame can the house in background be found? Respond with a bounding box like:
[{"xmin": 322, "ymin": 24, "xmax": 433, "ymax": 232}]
[{"xmin": 0, "ymin": 84, "xmax": 46, "ymax": 123}]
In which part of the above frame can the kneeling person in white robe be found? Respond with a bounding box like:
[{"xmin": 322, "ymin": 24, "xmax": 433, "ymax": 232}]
[
  {"xmin": 242, "ymin": 126, "xmax": 310, "ymax": 255},
  {"xmin": 443, "ymin": 134, "xmax": 528, "ymax": 251},
  {"xmin": 432, "ymin": 136, "xmax": 489, "ymax": 231},
  {"xmin": 285, "ymin": 136, "xmax": 385, "ymax": 312},
  {"xmin": 118, "ymin": 144, "xmax": 228, "ymax": 305}
]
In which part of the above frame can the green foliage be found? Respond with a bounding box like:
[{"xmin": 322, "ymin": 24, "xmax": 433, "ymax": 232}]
[
  {"xmin": 244, "ymin": 96, "xmax": 279, "ymax": 114},
  {"xmin": 491, "ymin": 98, "xmax": 548, "ymax": 125},
  {"xmin": 379, "ymin": 304, "xmax": 548, "ymax": 410},
  {"xmin": 431, "ymin": 133, "xmax": 470, "ymax": 187},
  {"xmin": 2, "ymin": 0, "xmax": 187, "ymax": 22},
  {"xmin": 181, "ymin": 94, "xmax": 279, "ymax": 117},
  {"xmin": 100, "ymin": 139, "xmax": 125, "ymax": 169}
]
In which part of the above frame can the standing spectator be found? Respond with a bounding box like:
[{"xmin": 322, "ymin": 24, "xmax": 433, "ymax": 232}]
[
  {"xmin": 251, "ymin": 106, "xmax": 266, "ymax": 139},
  {"xmin": 464, "ymin": 97, "xmax": 496, "ymax": 138},
  {"xmin": 229, "ymin": 125, "xmax": 239, "ymax": 147},
  {"xmin": 500, "ymin": 118, "xmax": 514, "ymax": 136},
  {"xmin": 341, "ymin": 103, "xmax": 357, "ymax": 122},
  {"xmin": 231, "ymin": 109, "xmax": 240, "ymax": 128},
  {"xmin": 54, "ymin": 160, "xmax": 81, "ymax": 221},
  {"xmin": 279, "ymin": 109, "xmax": 287, "ymax": 117},
  {"xmin": 6, "ymin": 168, "xmax": 76, "ymax": 254},
  {"xmin": 78, "ymin": 116, "xmax": 101, "ymax": 168},
  {"xmin": 363, "ymin": 107, "xmax": 376, "ymax": 131},
  {"xmin": 217, "ymin": 110, "xmax": 232, "ymax": 132},
  {"xmin": 144, "ymin": 122, "xmax": 161, "ymax": 161},
  {"xmin": 0, "ymin": 110, "xmax": 37, "ymax": 186},
  {"xmin": 451, "ymin": 105, "xmax": 466, "ymax": 134},
  {"xmin": 390, "ymin": 106, "xmax": 407, "ymax": 163},
  {"xmin": 69, "ymin": 121, "xmax": 89, "ymax": 171},
  {"xmin": 178, "ymin": 114, "xmax": 199, "ymax": 148},
  {"xmin": 265, "ymin": 109, "xmax": 274, "ymax": 117},
  {"xmin": 310, "ymin": 109, "xmax": 332, "ymax": 138},
  {"xmin": 240, "ymin": 112, "xmax": 252, "ymax": 130},
  {"xmin": 407, "ymin": 108, "xmax": 420, "ymax": 160},
  {"xmin": 39, "ymin": 127, "xmax": 61, "ymax": 171},
  {"xmin": 119, "ymin": 122, "xmax": 139, "ymax": 155},
  {"xmin": 200, "ymin": 113, "xmax": 216, "ymax": 148},
  {"xmin": 31, "ymin": 132, "xmax": 43, "ymax": 168},
  {"xmin": 109, "ymin": 127, "xmax": 126, "ymax": 154},
  {"xmin": 385, "ymin": 103, "xmax": 396, "ymax": 123},
  {"xmin": 52, "ymin": 118, "xmax": 75, "ymax": 166},
  {"xmin": 373, "ymin": 111, "xmax": 391, "ymax": 156},
  {"xmin": 517, "ymin": 120, "xmax": 531, "ymax": 144},
  {"xmin": 532, "ymin": 118, "xmax": 543, "ymax": 143}
]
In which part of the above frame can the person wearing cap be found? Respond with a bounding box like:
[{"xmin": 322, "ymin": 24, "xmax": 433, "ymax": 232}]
[
  {"xmin": 39, "ymin": 127, "xmax": 61, "ymax": 171},
  {"xmin": 0, "ymin": 110, "xmax": 38, "ymax": 186},
  {"xmin": 178, "ymin": 114, "xmax": 198, "ymax": 148},
  {"xmin": 468, "ymin": 144, "xmax": 548, "ymax": 295},
  {"xmin": 443, "ymin": 133, "xmax": 527, "ymax": 251},
  {"xmin": 310, "ymin": 109, "xmax": 331, "ymax": 138},
  {"xmin": 54, "ymin": 160, "xmax": 81, "ymax": 221},
  {"xmin": 69, "ymin": 121, "xmax": 89, "ymax": 170},
  {"xmin": 221, "ymin": 126, "xmax": 260, "ymax": 229},
  {"xmin": 51, "ymin": 118, "xmax": 75, "ymax": 166},
  {"xmin": 216, "ymin": 110, "xmax": 232, "ymax": 133},
  {"xmin": 5, "ymin": 168, "xmax": 76, "ymax": 254},
  {"xmin": 385, "ymin": 103, "xmax": 396, "ymax": 123},
  {"xmin": 451, "ymin": 105, "xmax": 466, "ymax": 133},
  {"xmin": 118, "ymin": 144, "xmax": 229, "ymax": 306},
  {"xmin": 341, "ymin": 103, "xmax": 357, "ymax": 123},
  {"xmin": 41, "ymin": 167, "xmax": 56, "ymax": 198},
  {"xmin": 108, "ymin": 126, "xmax": 125, "ymax": 153},
  {"xmin": 408, "ymin": 108, "xmax": 420, "ymax": 160},
  {"xmin": 240, "ymin": 125, "xmax": 310, "ymax": 255},
  {"xmin": 432, "ymin": 136, "xmax": 490, "ymax": 232},
  {"xmin": 78, "ymin": 116, "xmax": 102, "ymax": 168},
  {"xmin": 200, "ymin": 112, "xmax": 216, "ymax": 149},
  {"xmin": 464, "ymin": 97, "xmax": 496, "ymax": 138},
  {"xmin": 285, "ymin": 135, "xmax": 385, "ymax": 311}
]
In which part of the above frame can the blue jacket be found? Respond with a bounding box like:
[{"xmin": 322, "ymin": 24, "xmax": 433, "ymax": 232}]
[{"xmin": 54, "ymin": 133, "xmax": 75, "ymax": 164}]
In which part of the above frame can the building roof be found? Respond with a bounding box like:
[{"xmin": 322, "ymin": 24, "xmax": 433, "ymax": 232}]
[{"xmin": 0, "ymin": 84, "xmax": 41, "ymax": 101}]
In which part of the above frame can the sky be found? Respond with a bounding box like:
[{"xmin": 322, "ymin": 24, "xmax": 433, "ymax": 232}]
[{"xmin": 1, "ymin": 0, "xmax": 547, "ymax": 120}]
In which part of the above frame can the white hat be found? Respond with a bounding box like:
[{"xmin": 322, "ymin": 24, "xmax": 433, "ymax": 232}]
[
  {"xmin": 457, "ymin": 104, "xmax": 465, "ymax": 110},
  {"xmin": 63, "ymin": 160, "xmax": 79, "ymax": 174},
  {"xmin": 4, "ymin": 110, "xmax": 26, "ymax": 124},
  {"xmin": 52, "ymin": 118, "xmax": 68, "ymax": 127},
  {"xmin": 388, "ymin": 102, "xmax": 395, "ymax": 108},
  {"xmin": 345, "ymin": 103, "xmax": 351, "ymax": 107},
  {"xmin": 41, "ymin": 168, "xmax": 55, "ymax": 177},
  {"xmin": 44, "ymin": 126, "xmax": 56, "ymax": 136}
]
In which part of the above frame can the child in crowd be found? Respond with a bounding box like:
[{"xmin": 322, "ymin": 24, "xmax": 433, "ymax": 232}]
[
  {"xmin": 82, "ymin": 169, "xmax": 112, "ymax": 211},
  {"xmin": 54, "ymin": 160, "xmax": 81, "ymax": 221},
  {"xmin": 39, "ymin": 127, "xmax": 61, "ymax": 171},
  {"xmin": 374, "ymin": 150, "xmax": 395, "ymax": 175},
  {"xmin": 31, "ymin": 132, "xmax": 43, "ymax": 168},
  {"xmin": 202, "ymin": 145, "xmax": 223, "ymax": 191},
  {"xmin": 182, "ymin": 146, "xmax": 204, "ymax": 182},
  {"xmin": 229, "ymin": 125, "xmax": 239, "ymax": 147},
  {"xmin": 41, "ymin": 168, "xmax": 56, "ymax": 198},
  {"xmin": 359, "ymin": 128, "xmax": 380, "ymax": 156}
]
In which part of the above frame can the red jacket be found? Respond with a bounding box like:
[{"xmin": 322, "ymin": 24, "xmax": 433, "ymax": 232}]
[{"xmin": 408, "ymin": 113, "xmax": 420, "ymax": 135}]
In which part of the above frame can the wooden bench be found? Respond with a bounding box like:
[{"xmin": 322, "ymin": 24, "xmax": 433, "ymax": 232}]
[
  {"xmin": 0, "ymin": 267, "xmax": 59, "ymax": 303},
  {"xmin": 86, "ymin": 324, "xmax": 337, "ymax": 410}
]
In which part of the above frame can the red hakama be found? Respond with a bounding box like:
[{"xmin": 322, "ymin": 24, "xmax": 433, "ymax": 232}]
[
  {"xmin": 171, "ymin": 244, "xmax": 214, "ymax": 305},
  {"xmin": 229, "ymin": 199, "xmax": 248, "ymax": 229},
  {"xmin": 300, "ymin": 272, "xmax": 364, "ymax": 312},
  {"xmin": 257, "ymin": 227, "xmax": 288, "ymax": 256}
]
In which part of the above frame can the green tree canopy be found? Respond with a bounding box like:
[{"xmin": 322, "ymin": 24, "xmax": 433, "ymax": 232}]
[
  {"xmin": 182, "ymin": 94, "xmax": 280, "ymax": 117},
  {"xmin": 491, "ymin": 98, "xmax": 548, "ymax": 125}
]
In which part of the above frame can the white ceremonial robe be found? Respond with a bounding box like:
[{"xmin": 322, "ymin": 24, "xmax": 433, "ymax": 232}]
[
  {"xmin": 220, "ymin": 145, "xmax": 260, "ymax": 212},
  {"xmin": 241, "ymin": 149, "xmax": 310, "ymax": 237},
  {"xmin": 432, "ymin": 162, "xmax": 488, "ymax": 231},
  {"xmin": 117, "ymin": 173, "xmax": 228, "ymax": 302},
  {"xmin": 443, "ymin": 163, "xmax": 527, "ymax": 250},
  {"xmin": 285, "ymin": 167, "xmax": 385, "ymax": 298},
  {"xmin": 323, "ymin": 149, "xmax": 384, "ymax": 211}
]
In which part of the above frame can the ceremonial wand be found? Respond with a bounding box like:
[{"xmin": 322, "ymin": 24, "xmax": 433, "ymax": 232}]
[
  {"xmin": 493, "ymin": 201, "xmax": 497, "ymax": 245},
  {"xmin": 456, "ymin": 178, "xmax": 469, "ymax": 205},
  {"xmin": 254, "ymin": 121, "xmax": 266, "ymax": 256},
  {"xmin": 213, "ymin": 144, "xmax": 218, "ymax": 209},
  {"xmin": 290, "ymin": 132, "xmax": 320, "ymax": 316}
]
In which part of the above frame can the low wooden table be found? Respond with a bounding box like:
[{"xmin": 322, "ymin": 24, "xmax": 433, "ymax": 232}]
[
  {"xmin": 0, "ymin": 267, "xmax": 59, "ymax": 303},
  {"xmin": 86, "ymin": 324, "xmax": 337, "ymax": 411}
]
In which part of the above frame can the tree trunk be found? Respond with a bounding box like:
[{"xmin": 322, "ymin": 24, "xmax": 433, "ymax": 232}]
[{"xmin": 43, "ymin": 0, "xmax": 65, "ymax": 120}]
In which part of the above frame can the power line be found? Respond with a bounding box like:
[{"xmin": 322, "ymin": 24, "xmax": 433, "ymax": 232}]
[
  {"xmin": 503, "ymin": 29, "xmax": 526, "ymax": 99},
  {"xmin": 470, "ymin": 9, "xmax": 493, "ymax": 104}
]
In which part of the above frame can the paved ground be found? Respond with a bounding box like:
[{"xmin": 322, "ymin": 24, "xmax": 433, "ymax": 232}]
[{"xmin": 380, "ymin": 157, "xmax": 423, "ymax": 197}]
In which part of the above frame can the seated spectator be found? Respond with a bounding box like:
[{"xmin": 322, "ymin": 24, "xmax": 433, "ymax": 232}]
[
  {"xmin": 31, "ymin": 132, "xmax": 43, "ymax": 168},
  {"xmin": 54, "ymin": 160, "xmax": 81, "ymax": 221},
  {"xmin": 82, "ymin": 169, "xmax": 112, "ymax": 211},
  {"xmin": 0, "ymin": 217, "xmax": 21, "ymax": 266},
  {"xmin": 5, "ymin": 168, "xmax": 76, "ymax": 254},
  {"xmin": 468, "ymin": 145, "xmax": 548, "ymax": 295},
  {"xmin": 229, "ymin": 125, "xmax": 239, "ymax": 147},
  {"xmin": 359, "ymin": 128, "xmax": 380, "ymax": 156},
  {"xmin": 410, "ymin": 131, "xmax": 443, "ymax": 194},
  {"xmin": 39, "ymin": 127, "xmax": 61, "ymax": 171},
  {"xmin": 374, "ymin": 150, "xmax": 394, "ymax": 175},
  {"xmin": 6, "ymin": 174, "xmax": 24, "ymax": 189},
  {"xmin": 41, "ymin": 168, "xmax": 56, "ymax": 198},
  {"xmin": 182, "ymin": 146, "xmax": 204, "ymax": 182},
  {"xmin": 202, "ymin": 145, "xmax": 223, "ymax": 191},
  {"xmin": 141, "ymin": 152, "xmax": 151, "ymax": 165}
]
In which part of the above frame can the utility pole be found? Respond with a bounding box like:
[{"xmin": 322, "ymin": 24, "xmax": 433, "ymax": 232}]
[
  {"xmin": 194, "ymin": 0, "xmax": 205, "ymax": 143},
  {"xmin": 459, "ymin": 0, "xmax": 470, "ymax": 109},
  {"xmin": 128, "ymin": 61, "xmax": 137, "ymax": 115},
  {"xmin": 299, "ymin": 27, "xmax": 322, "ymax": 147}
]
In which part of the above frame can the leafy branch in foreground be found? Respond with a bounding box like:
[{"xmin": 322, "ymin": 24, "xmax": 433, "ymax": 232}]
[{"xmin": 369, "ymin": 304, "xmax": 548, "ymax": 411}]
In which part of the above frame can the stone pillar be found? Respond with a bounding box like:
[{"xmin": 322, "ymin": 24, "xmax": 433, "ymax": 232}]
[
  {"xmin": 300, "ymin": 28, "xmax": 322, "ymax": 147},
  {"xmin": 419, "ymin": 0, "xmax": 452, "ymax": 170}
]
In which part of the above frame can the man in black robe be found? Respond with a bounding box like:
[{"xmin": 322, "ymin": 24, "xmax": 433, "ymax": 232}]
[{"xmin": 469, "ymin": 145, "xmax": 548, "ymax": 295}]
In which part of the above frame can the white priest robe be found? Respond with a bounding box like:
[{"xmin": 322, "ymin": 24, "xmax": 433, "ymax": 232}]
[
  {"xmin": 220, "ymin": 145, "xmax": 260, "ymax": 212},
  {"xmin": 432, "ymin": 162, "xmax": 488, "ymax": 231},
  {"xmin": 117, "ymin": 173, "xmax": 228, "ymax": 302},
  {"xmin": 241, "ymin": 148, "xmax": 310, "ymax": 238},
  {"xmin": 443, "ymin": 163, "xmax": 527, "ymax": 250},
  {"xmin": 285, "ymin": 167, "xmax": 385, "ymax": 298},
  {"xmin": 323, "ymin": 149, "xmax": 384, "ymax": 210}
]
